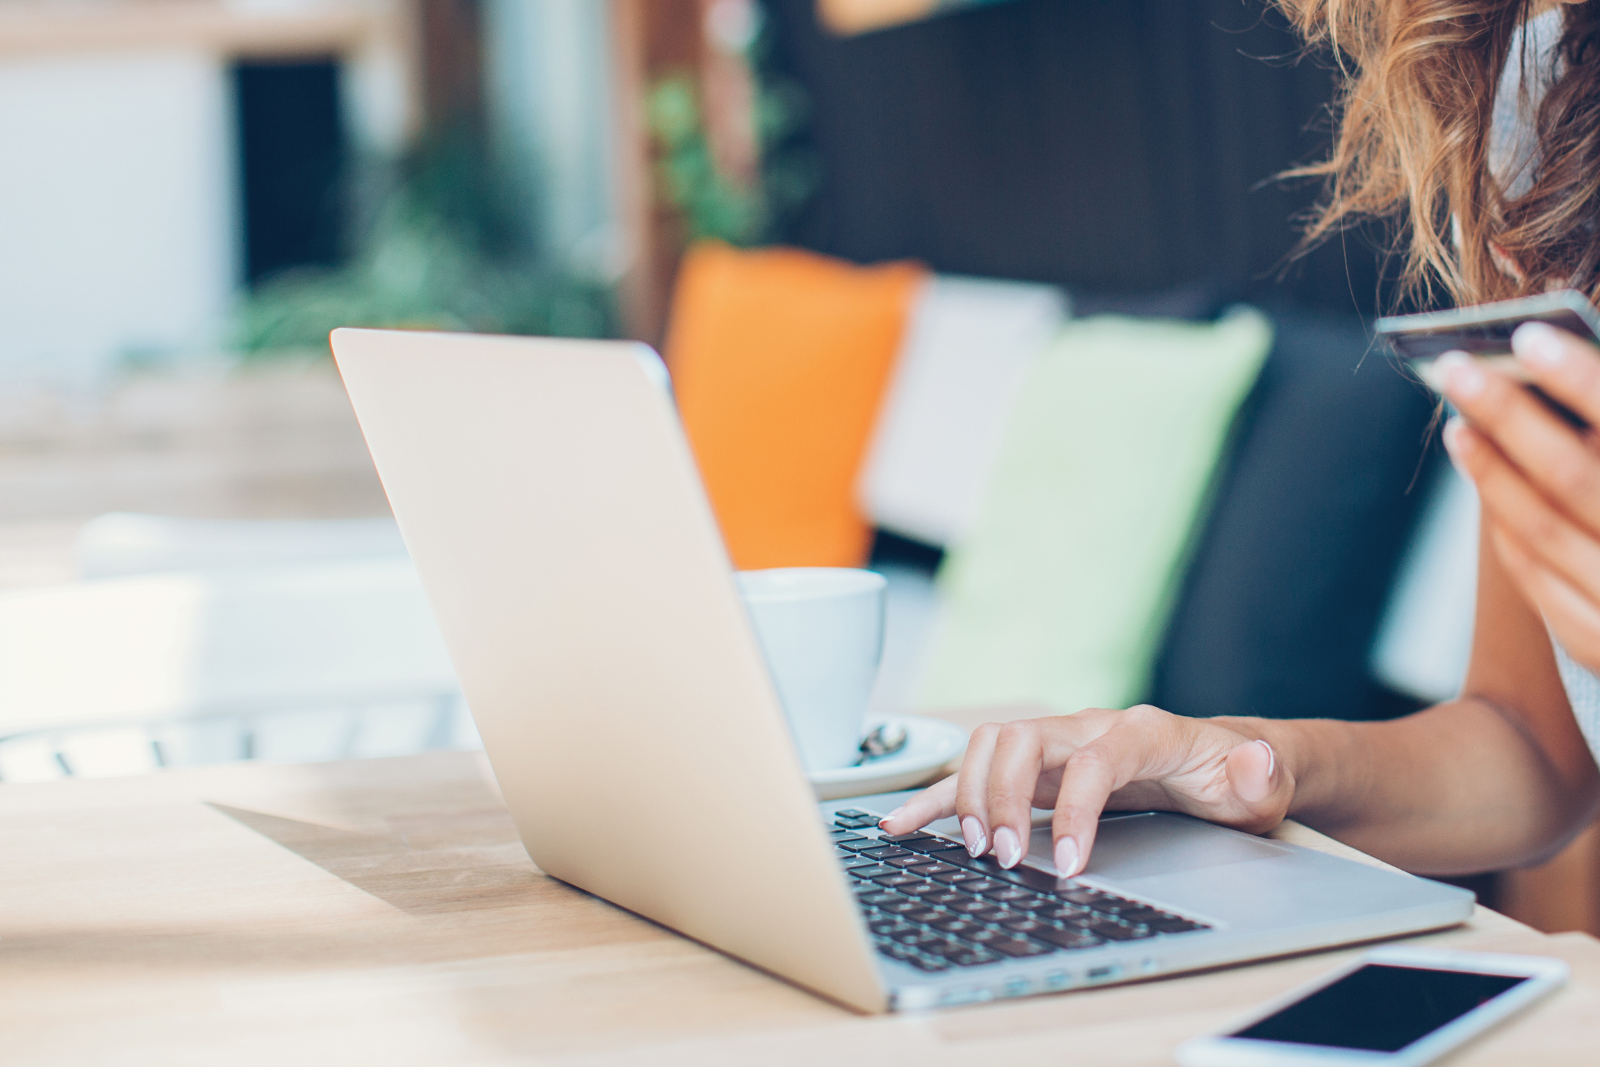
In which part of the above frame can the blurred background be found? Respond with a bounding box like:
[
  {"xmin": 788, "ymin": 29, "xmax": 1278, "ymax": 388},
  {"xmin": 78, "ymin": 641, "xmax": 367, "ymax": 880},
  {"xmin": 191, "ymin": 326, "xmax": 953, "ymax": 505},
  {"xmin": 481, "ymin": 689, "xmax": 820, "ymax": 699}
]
[{"xmin": 0, "ymin": 0, "xmax": 1593, "ymax": 934}]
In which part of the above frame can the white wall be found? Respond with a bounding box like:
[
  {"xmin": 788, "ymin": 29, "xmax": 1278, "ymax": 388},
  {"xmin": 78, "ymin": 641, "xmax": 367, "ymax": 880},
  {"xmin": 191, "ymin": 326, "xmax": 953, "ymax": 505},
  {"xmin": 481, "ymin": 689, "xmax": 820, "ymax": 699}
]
[{"xmin": 0, "ymin": 51, "xmax": 237, "ymax": 389}]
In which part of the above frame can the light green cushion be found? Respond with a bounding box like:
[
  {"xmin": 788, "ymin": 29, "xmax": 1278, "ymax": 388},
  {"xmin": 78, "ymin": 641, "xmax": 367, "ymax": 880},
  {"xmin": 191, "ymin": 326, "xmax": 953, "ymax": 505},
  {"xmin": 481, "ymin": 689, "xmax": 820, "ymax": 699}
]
[{"xmin": 914, "ymin": 309, "xmax": 1272, "ymax": 713}]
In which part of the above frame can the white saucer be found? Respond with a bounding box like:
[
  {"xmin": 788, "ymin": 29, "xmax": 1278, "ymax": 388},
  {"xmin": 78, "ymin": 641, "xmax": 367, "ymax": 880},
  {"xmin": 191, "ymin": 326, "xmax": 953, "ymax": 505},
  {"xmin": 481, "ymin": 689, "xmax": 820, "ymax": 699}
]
[{"xmin": 808, "ymin": 714, "xmax": 967, "ymax": 801}]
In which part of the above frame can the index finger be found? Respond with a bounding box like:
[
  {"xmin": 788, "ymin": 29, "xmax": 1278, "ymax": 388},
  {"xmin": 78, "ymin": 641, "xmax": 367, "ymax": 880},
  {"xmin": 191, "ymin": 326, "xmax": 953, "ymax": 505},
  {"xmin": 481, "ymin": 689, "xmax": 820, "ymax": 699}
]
[
  {"xmin": 877, "ymin": 773, "xmax": 957, "ymax": 835},
  {"xmin": 1439, "ymin": 351, "xmax": 1600, "ymax": 534},
  {"xmin": 1513, "ymin": 321, "xmax": 1600, "ymax": 429}
]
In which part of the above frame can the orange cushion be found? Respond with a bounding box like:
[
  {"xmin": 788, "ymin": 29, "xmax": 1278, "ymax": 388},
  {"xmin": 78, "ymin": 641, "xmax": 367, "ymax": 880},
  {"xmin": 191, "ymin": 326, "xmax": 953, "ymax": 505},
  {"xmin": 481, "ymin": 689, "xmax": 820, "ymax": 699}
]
[{"xmin": 666, "ymin": 242, "xmax": 925, "ymax": 570}]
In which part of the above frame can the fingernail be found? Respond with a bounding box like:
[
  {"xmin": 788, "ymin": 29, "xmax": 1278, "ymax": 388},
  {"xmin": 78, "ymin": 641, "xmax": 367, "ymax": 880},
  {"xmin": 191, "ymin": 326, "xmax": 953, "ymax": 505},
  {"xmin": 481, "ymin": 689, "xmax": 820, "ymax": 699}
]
[
  {"xmin": 1255, "ymin": 739, "xmax": 1276, "ymax": 778},
  {"xmin": 1438, "ymin": 352, "xmax": 1486, "ymax": 399},
  {"xmin": 1054, "ymin": 837, "xmax": 1081, "ymax": 877},
  {"xmin": 1515, "ymin": 322, "xmax": 1565, "ymax": 366},
  {"xmin": 961, "ymin": 816, "xmax": 987, "ymax": 857},
  {"xmin": 994, "ymin": 825, "xmax": 1022, "ymax": 868},
  {"xmin": 878, "ymin": 806, "xmax": 904, "ymax": 826},
  {"xmin": 1442, "ymin": 416, "xmax": 1472, "ymax": 458}
]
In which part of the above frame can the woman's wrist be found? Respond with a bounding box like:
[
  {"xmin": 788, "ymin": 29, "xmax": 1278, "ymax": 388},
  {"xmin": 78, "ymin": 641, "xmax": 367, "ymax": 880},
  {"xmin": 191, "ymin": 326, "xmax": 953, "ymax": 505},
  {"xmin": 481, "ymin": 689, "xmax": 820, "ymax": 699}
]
[{"xmin": 1209, "ymin": 715, "xmax": 1367, "ymax": 830}]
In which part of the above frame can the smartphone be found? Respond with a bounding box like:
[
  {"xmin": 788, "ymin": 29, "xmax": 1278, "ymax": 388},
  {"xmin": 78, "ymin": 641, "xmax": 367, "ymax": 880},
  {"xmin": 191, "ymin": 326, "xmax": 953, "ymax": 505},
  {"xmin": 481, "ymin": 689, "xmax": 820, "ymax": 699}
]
[
  {"xmin": 1176, "ymin": 947, "xmax": 1567, "ymax": 1067},
  {"xmin": 1375, "ymin": 289, "xmax": 1600, "ymax": 429}
]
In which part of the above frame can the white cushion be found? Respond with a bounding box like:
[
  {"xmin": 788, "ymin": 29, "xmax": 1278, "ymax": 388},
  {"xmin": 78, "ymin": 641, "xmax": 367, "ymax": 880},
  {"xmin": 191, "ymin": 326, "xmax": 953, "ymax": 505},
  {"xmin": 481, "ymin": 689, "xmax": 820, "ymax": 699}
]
[{"xmin": 858, "ymin": 275, "xmax": 1068, "ymax": 547}]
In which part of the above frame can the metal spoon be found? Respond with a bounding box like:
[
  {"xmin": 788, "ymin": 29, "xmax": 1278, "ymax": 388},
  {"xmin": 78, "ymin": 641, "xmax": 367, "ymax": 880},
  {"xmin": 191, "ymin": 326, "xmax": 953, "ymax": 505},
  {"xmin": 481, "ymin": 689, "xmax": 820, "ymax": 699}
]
[{"xmin": 857, "ymin": 720, "xmax": 909, "ymax": 764}]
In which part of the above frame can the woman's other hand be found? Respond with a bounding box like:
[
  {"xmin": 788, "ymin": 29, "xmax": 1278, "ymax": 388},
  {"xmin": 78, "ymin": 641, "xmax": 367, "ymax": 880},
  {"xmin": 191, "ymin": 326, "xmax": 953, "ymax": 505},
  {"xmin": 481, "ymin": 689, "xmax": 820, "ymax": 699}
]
[
  {"xmin": 876, "ymin": 706, "xmax": 1293, "ymax": 877},
  {"xmin": 1441, "ymin": 324, "xmax": 1600, "ymax": 674}
]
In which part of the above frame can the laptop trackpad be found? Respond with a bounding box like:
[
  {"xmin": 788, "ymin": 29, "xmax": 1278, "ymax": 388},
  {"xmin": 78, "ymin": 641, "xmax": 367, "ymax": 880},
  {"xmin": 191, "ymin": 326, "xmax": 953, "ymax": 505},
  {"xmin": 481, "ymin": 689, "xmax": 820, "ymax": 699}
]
[{"xmin": 1027, "ymin": 812, "xmax": 1289, "ymax": 881}]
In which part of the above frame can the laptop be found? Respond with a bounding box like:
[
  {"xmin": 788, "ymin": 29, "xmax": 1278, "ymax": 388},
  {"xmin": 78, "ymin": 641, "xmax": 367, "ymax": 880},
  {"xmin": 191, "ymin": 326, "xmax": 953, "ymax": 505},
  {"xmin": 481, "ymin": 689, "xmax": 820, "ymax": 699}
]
[{"xmin": 330, "ymin": 327, "xmax": 1475, "ymax": 1013}]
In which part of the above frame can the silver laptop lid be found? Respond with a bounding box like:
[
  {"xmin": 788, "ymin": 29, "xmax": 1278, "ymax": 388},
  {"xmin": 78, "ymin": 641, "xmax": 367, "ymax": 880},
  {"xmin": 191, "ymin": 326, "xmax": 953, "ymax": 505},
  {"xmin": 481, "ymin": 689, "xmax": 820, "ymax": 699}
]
[{"xmin": 331, "ymin": 328, "xmax": 886, "ymax": 1011}]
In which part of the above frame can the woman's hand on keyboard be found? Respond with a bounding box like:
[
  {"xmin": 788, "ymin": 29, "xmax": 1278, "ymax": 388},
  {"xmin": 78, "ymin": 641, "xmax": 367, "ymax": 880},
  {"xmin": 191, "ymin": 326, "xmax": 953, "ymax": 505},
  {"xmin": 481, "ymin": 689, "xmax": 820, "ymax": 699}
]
[{"xmin": 876, "ymin": 706, "xmax": 1292, "ymax": 877}]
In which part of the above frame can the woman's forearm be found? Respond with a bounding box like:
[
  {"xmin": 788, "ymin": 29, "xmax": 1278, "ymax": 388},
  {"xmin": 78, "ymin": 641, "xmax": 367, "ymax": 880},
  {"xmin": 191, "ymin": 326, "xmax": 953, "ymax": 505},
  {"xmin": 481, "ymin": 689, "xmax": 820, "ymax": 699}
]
[{"xmin": 1217, "ymin": 701, "xmax": 1592, "ymax": 875}]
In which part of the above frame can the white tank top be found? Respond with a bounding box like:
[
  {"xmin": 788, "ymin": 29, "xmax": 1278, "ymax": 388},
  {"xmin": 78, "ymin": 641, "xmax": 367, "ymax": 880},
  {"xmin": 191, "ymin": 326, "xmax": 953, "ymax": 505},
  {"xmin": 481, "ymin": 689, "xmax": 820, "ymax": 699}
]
[
  {"xmin": 1552, "ymin": 641, "xmax": 1600, "ymax": 760},
  {"xmin": 1491, "ymin": 12, "xmax": 1600, "ymax": 767}
]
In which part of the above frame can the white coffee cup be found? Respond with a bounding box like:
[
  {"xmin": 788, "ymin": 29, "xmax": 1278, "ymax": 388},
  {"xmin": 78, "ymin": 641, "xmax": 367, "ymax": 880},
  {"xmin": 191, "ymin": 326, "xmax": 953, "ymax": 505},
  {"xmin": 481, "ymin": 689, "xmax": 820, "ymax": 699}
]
[{"xmin": 736, "ymin": 567, "xmax": 887, "ymax": 773}]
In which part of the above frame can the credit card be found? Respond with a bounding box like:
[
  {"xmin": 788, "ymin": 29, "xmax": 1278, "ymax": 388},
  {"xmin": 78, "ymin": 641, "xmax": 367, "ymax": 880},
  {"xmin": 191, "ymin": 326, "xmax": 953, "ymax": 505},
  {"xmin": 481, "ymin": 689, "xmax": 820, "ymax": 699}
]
[{"xmin": 1375, "ymin": 289, "xmax": 1599, "ymax": 429}]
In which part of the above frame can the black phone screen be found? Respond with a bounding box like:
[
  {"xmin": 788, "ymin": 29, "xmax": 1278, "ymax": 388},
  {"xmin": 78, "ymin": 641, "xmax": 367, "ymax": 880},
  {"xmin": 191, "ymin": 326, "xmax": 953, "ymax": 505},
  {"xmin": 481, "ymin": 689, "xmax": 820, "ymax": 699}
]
[{"xmin": 1232, "ymin": 965, "xmax": 1528, "ymax": 1053}]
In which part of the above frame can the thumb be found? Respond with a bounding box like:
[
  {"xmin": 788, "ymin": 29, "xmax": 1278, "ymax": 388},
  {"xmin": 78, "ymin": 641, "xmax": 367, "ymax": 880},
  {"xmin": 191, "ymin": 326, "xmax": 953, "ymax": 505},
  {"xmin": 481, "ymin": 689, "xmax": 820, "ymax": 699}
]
[{"xmin": 1225, "ymin": 738, "xmax": 1281, "ymax": 808}]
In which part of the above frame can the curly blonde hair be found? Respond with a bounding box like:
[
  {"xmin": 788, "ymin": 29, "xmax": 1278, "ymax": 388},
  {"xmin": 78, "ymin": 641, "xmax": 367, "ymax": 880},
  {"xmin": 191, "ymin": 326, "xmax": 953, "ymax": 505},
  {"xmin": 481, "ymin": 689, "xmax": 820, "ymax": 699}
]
[{"xmin": 1282, "ymin": 0, "xmax": 1600, "ymax": 306}]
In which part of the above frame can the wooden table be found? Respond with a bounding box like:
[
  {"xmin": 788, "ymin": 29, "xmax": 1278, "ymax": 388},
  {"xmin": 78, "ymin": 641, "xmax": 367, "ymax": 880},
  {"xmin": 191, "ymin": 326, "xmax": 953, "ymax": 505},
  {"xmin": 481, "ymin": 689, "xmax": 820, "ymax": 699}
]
[{"xmin": 4, "ymin": 751, "xmax": 1598, "ymax": 1065}]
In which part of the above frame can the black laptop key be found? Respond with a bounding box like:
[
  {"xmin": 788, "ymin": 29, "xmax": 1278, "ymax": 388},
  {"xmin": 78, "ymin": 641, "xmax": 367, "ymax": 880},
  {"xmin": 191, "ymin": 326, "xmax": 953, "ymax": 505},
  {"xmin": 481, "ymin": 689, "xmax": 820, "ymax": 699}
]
[
  {"xmin": 839, "ymin": 853, "xmax": 878, "ymax": 868},
  {"xmin": 901, "ymin": 906, "xmax": 946, "ymax": 923},
  {"xmin": 1036, "ymin": 904, "xmax": 1090, "ymax": 922},
  {"xmin": 872, "ymin": 873, "xmax": 925, "ymax": 888},
  {"xmin": 885, "ymin": 854, "xmax": 937, "ymax": 868},
  {"xmin": 897, "ymin": 930, "xmax": 946, "ymax": 949},
  {"xmin": 991, "ymin": 938, "xmax": 1053, "ymax": 959},
  {"xmin": 890, "ymin": 835, "xmax": 966, "ymax": 854},
  {"xmin": 905, "ymin": 954, "xmax": 950, "ymax": 972},
  {"xmin": 1017, "ymin": 896, "xmax": 1070, "ymax": 915},
  {"xmin": 835, "ymin": 816, "xmax": 880, "ymax": 829},
  {"xmin": 860, "ymin": 891, "xmax": 903, "ymax": 907},
  {"xmin": 1119, "ymin": 906, "xmax": 1167, "ymax": 924},
  {"xmin": 912, "ymin": 862, "xmax": 961, "ymax": 877},
  {"xmin": 837, "ymin": 837, "xmax": 886, "ymax": 852},
  {"xmin": 931, "ymin": 870, "xmax": 984, "ymax": 885},
  {"xmin": 924, "ymin": 890, "xmax": 969, "ymax": 907},
  {"xmin": 922, "ymin": 939, "xmax": 974, "ymax": 958},
  {"xmin": 1028, "ymin": 926, "xmax": 1104, "ymax": 951},
  {"xmin": 999, "ymin": 918, "xmax": 1052, "ymax": 936},
  {"xmin": 929, "ymin": 917, "xmax": 986, "ymax": 936},
  {"xmin": 963, "ymin": 927, "xmax": 1006, "ymax": 944},
  {"xmin": 1089, "ymin": 920, "xmax": 1156, "ymax": 942},
  {"xmin": 1149, "ymin": 917, "xmax": 1208, "ymax": 934},
  {"xmin": 1060, "ymin": 887, "xmax": 1115, "ymax": 907},
  {"xmin": 848, "ymin": 865, "xmax": 898, "ymax": 879},
  {"xmin": 877, "ymin": 898, "xmax": 926, "ymax": 916},
  {"xmin": 1091, "ymin": 896, "xmax": 1143, "ymax": 915},
  {"xmin": 875, "ymin": 940, "xmax": 915, "ymax": 960},
  {"xmin": 936, "ymin": 849, "xmax": 990, "ymax": 871},
  {"xmin": 830, "ymin": 830, "xmax": 865, "ymax": 840},
  {"xmin": 944, "ymin": 898, "xmax": 994, "ymax": 916},
  {"xmin": 1009, "ymin": 865, "xmax": 1073, "ymax": 894},
  {"xmin": 947, "ymin": 948, "xmax": 1003, "ymax": 968},
  {"xmin": 964, "ymin": 880, "xmax": 1013, "ymax": 896},
  {"xmin": 861, "ymin": 846, "xmax": 914, "ymax": 861},
  {"xmin": 984, "ymin": 886, "xmax": 1043, "ymax": 905},
  {"xmin": 871, "ymin": 919, "xmax": 915, "ymax": 936},
  {"xmin": 939, "ymin": 851, "xmax": 1061, "ymax": 892},
  {"xmin": 895, "ymin": 882, "xmax": 945, "ymax": 897}
]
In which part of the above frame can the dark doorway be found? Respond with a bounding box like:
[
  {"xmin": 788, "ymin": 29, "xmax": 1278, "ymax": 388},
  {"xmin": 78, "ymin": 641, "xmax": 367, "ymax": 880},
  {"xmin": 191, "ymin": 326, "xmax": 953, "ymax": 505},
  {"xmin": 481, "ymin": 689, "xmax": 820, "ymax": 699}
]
[{"xmin": 233, "ymin": 59, "xmax": 347, "ymax": 285}]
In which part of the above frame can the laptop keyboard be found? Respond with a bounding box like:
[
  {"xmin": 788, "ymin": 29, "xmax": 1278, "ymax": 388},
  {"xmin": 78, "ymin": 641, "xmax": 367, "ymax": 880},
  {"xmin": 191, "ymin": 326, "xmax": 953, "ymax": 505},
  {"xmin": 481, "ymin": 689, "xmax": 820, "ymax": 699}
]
[{"xmin": 830, "ymin": 809, "xmax": 1212, "ymax": 974}]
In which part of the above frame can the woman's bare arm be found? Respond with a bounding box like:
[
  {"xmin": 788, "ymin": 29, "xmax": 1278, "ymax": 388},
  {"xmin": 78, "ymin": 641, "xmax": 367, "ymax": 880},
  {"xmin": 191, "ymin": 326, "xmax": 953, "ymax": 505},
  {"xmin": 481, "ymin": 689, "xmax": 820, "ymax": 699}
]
[
  {"xmin": 882, "ymin": 530, "xmax": 1599, "ymax": 878},
  {"xmin": 887, "ymin": 326, "xmax": 1600, "ymax": 876},
  {"xmin": 1232, "ymin": 527, "xmax": 1599, "ymax": 873}
]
